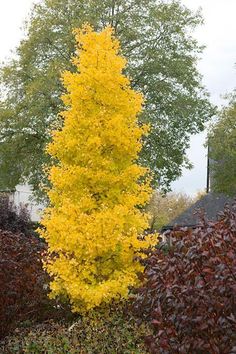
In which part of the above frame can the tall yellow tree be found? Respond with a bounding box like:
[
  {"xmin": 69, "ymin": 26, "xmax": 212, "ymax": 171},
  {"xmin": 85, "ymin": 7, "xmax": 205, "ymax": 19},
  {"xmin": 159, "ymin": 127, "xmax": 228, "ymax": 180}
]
[{"xmin": 40, "ymin": 25, "xmax": 154, "ymax": 312}]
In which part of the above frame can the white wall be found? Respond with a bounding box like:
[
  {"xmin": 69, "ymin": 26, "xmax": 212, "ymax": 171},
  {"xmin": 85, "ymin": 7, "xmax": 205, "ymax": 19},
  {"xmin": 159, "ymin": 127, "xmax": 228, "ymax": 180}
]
[{"xmin": 11, "ymin": 184, "xmax": 45, "ymax": 222}]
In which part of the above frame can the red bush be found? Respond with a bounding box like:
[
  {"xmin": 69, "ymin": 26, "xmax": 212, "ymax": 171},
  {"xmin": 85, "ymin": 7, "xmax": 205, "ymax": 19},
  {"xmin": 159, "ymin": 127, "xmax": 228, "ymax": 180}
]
[
  {"xmin": 133, "ymin": 202, "xmax": 236, "ymax": 353},
  {"xmin": 0, "ymin": 229, "xmax": 52, "ymax": 339}
]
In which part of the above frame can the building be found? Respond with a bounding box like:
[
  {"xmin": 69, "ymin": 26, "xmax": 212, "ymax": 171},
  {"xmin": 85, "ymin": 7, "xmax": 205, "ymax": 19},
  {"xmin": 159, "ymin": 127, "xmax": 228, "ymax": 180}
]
[
  {"xmin": 162, "ymin": 192, "xmax": 234, "ymax": 232},
  {"xmin": 9, "ymin": 184, "xmax": 44, "ymax": 222}
]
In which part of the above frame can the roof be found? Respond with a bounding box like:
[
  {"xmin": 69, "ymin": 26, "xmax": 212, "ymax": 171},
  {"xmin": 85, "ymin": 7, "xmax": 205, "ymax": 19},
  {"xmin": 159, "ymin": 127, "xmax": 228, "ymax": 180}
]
[{"xmin": 162, "ymin": 192, "xmax": 235, "ymax": 231}]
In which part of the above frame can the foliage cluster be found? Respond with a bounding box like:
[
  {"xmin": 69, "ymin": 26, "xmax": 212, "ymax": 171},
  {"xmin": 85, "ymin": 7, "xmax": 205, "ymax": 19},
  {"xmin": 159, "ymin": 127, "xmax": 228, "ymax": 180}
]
[
  {"xmin": 40, "ymin": 25, "xmax": 156, "ymax": 313},
  {"xmin": 0, "ymin": 228, "xmax": 50, "ymax": 339},
  {"xmin": 0, "ymin": 0, "xmax": 214, "ymax": 197},
  {"xmin": 0, "ymin": 194, "xmax": 34, "ymax": 236},
  {"xmin": 208, "ymin": 91, "xmax": 236, "ymax": 196},
  {"xmin": 0, "ymin": 197, "xmax": 70, "ymax": 340},
  {"xmin": 133, "ymin": 202, "xmax": 236, "ymax": 353},
  {"xmin": 0, "ymin": 303, "xmax": 149, "ymax": 353}
]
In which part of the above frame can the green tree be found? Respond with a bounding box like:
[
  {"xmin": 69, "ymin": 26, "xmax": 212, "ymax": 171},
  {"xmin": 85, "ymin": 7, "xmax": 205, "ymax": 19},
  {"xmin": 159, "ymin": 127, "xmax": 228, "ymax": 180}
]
[
  {"xmin": 208, "ymin": 92, "xmax": 236, "ymax": 196},
  {"xmin": 0, "ymin": 0, "xmax": 214, "ymax": 198}
]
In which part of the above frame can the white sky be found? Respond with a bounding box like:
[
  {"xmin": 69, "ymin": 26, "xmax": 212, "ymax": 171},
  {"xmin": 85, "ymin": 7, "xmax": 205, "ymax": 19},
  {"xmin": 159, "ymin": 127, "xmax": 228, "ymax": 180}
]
[
  {"xmin": 0, "ymin": 0, "xmax": 236, "ymax": 196},
  {"xmin": 172, "ymin": 0, "xmax": 236, "ymax": 195}
]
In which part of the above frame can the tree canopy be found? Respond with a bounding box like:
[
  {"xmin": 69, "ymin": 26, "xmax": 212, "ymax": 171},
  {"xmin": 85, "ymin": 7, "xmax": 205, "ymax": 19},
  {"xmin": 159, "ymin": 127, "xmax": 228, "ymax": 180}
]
[
  {"xmin": 40, "ymin": 25, "xmax": 155, "ymax": 312},
  {"xmin": 0, "ymin": 0, "xmax": 214, "ymax": 198},
  {"xmin": 208, "ymin": 92, "xmax": 236, "ymax": 196}
]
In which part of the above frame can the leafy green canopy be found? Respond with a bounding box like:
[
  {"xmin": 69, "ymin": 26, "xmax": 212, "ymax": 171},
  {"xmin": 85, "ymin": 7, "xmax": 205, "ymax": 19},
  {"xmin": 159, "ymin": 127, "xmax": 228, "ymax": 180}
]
[
  {"xmin": 0, "ymin": 0, "xmax": 214, "ymax": 198},
  {"xmin": 208, "ymin": 91, "xmax": 236, "ymax": 196}
]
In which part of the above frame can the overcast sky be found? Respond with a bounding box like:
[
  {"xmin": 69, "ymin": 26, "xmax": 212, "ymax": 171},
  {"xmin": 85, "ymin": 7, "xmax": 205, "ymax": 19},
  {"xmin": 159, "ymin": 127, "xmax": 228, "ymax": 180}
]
[
  {"xmin": 0, "ymin": 0, "xmax": 235, "ymax": 196},
  {"xmin": 172, "ymin": 0, "xmax": 236, "ymax": 195}
]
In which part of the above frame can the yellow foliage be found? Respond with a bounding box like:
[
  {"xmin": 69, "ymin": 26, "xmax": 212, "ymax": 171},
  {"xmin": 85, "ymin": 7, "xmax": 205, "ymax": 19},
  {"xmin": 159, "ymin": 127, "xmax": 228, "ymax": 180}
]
[{"xmin": 39, "ymin": 25, "xmax": 156, "ymax": 312}]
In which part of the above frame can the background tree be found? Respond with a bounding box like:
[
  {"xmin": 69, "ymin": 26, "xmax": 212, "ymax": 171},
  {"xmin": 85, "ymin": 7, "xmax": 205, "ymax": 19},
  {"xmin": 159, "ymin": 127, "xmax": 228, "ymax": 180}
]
[
  {"xmin": 208, "ymin": 91, "xmax": 236, "ymax": 196},
  {"xmin": 0, "ymin": 0, "xmax": 214, "ymax": 198},
  {"xmin": 146, "ymin": 191, "xmax": 203, "ymax": 231},
  {"xmin": 40, "ymin": 26, "xmax": 155, "ymax": 312}
]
